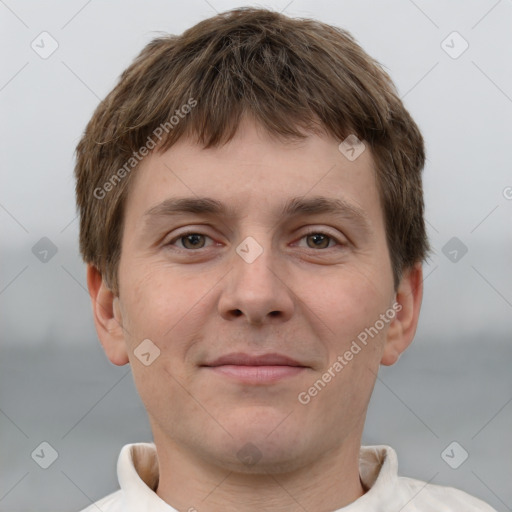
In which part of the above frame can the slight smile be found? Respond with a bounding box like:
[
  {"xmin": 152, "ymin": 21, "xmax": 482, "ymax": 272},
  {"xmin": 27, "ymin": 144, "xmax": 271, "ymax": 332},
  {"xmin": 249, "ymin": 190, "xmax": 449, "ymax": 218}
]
[{"xmin": 201, "ymin": 352, "xmax": 310, "ymax": 385}]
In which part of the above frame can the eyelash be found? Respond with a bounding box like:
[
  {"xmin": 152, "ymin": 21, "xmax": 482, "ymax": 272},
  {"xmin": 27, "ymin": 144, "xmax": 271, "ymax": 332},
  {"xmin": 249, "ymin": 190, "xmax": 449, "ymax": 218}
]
[{"xmin": 165, "ymin": 229, "xmax": 346, "ymax": 251}]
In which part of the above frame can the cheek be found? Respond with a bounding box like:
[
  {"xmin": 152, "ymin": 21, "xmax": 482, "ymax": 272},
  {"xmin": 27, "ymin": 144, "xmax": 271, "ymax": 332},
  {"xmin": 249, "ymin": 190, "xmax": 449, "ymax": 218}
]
[
  {"xmin": 315, "ymin": 268, "xmax": 390, "ymax": 339},
  {"xmin": 121, "ymin": 264, "xmax": 211, "ymax": 360},
  {"xmin": 120, "ymin": 265, "xmax": 176, "ymax": 344}
]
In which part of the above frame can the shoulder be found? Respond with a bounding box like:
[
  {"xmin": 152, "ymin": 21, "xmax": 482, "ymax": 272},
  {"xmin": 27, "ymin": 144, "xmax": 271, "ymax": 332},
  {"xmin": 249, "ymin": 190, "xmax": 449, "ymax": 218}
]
[
  {"xmin": 397, "ymin": 476, "xmax": 498, "ymax": 511},
  {"xmin": 77, "ymin": 489, "xmax": 123, "ymax": 512}
]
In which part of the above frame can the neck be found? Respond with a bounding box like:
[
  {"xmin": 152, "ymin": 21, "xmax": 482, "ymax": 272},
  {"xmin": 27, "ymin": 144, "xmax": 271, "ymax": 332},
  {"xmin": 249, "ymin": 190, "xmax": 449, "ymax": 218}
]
[{"xmin": 153, "ymin": 429, "xmax": 366, "ymax": 512}]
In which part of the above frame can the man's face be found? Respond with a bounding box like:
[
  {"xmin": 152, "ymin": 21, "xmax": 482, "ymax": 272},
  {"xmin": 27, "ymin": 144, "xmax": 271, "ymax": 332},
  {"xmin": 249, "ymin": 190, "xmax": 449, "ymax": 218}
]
[{"xmin": 112, "ymin": 117, "xmax": 399, "ymax": 472}]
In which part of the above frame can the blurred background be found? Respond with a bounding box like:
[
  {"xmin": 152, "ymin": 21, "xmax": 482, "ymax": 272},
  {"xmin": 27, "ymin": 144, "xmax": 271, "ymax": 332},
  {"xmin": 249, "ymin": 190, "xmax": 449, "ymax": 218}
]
[{"xmin": 1, "ymin": 0, "xmax": 511, "ymax": 510}]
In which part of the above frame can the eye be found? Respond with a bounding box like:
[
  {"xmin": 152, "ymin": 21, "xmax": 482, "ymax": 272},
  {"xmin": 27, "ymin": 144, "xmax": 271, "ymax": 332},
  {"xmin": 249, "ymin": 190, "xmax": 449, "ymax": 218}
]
[
  {"xmin": 166, "ymin": 232, "xmax": 214, "ymax": 250},
  {"xmin": 296, "ymin": 230, "xmax": 345, "ymax": 250},
  {"xmin": 165, "ymin": 229, "xmax": 346, "ymax": 252}
]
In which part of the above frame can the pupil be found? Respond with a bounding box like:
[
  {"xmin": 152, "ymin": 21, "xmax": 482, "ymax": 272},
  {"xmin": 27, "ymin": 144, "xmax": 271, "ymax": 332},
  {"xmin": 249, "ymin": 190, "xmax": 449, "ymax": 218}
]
[
  {"xmin": 310, "ymin": 234, "xmax": 327, "ymax": 248},
  {"xmin": 186, "ymin": 234, "xmax": 203, "ymax": 247}
]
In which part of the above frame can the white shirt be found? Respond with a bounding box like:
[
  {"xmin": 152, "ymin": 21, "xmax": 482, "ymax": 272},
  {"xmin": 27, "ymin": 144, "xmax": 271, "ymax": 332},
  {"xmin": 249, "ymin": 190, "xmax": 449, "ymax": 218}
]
[{"xmin": 79, "ymin": 442, "xmax": 497, "ymax": 511}]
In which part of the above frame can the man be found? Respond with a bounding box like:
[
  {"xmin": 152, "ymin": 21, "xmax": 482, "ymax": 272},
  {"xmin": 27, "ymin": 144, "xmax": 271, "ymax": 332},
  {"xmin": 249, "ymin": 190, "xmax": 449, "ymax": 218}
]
[{"xmin": 75, "ymin": 7, "xmax": 496, "ymax": 511}]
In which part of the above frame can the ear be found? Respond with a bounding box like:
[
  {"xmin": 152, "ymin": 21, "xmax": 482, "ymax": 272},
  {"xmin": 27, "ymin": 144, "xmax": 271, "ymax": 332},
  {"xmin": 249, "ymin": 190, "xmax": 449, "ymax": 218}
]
[
  {"xmin": 86, "ymin": 264, "xmax": 129, "ymax": 366},
  {"xmin": 380, "ymin": 262, "xmax": 423, "ymax": 366}
]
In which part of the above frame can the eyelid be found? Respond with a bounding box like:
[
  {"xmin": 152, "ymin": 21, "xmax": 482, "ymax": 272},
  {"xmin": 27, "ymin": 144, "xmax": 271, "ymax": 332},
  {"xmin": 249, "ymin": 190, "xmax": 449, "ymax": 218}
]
[
  {"xmin": 293, "ymin": 228, "xmax": 347, "ymax": 248},
  {"xmin": 165, "ymin": 226, "xmax": 347, "ymax": 251},
  {"xmin": 299, "ymin": 227, "xmax": 346, "ymax": 241},
  {"xmin": 164, "ymin": 229, "xmax": 216, "ymax": 249}
]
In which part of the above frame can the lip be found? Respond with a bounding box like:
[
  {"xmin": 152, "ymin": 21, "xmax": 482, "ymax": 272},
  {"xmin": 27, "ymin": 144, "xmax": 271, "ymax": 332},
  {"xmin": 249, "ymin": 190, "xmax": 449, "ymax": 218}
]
[
  {"xmin": 203, "ymin": 352, "xmax": 306, "ymax": 367},
  {"xmin": 201, "ymin": 352, "xmax": 309, "ymax": 385}
]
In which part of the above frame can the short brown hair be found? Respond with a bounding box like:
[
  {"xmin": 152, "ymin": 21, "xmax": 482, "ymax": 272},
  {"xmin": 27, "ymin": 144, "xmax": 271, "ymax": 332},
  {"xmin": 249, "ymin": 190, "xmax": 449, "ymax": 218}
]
[{"xmin": 74, "ymin": 7, "xmax": 430, "ymax": 296}]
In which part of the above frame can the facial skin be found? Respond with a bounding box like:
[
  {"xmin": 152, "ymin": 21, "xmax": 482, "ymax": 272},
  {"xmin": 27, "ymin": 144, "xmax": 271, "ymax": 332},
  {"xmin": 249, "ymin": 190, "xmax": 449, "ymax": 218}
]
[{"xmin": 87, "ymin": 116, "xmax": 423, "ymax": 512}]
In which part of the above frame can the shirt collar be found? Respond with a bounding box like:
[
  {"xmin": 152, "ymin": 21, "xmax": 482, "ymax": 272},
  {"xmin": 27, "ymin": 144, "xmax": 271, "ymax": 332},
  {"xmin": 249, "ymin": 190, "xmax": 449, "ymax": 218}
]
[
  {"xmin": 117, "ymin": 442, "xmax": 399, "ymax": 511},
  {"xmin": 118, "ymin": 443, "xmax": 177, "ymax": 511}
]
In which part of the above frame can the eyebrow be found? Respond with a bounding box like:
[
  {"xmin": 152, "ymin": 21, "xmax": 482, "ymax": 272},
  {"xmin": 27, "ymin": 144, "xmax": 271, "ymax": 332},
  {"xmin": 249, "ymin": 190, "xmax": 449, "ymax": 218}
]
[{"xmin": 143, "ymin": 195, "xmax": 372, "ymax": 234}]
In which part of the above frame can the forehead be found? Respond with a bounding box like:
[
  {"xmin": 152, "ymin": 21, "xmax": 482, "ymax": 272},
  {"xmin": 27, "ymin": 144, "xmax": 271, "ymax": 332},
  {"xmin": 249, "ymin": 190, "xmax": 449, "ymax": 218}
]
[{"xmin": 122, "ymin": 118, "xmax": 383, "ymax": 233}]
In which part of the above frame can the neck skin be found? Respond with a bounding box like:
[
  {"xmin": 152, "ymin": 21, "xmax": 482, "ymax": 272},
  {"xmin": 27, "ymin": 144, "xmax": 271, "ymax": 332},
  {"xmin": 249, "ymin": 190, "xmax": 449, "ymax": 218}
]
[{"xmin": 153, "ymin": 424, "xmax": 367, "ymax": 512}]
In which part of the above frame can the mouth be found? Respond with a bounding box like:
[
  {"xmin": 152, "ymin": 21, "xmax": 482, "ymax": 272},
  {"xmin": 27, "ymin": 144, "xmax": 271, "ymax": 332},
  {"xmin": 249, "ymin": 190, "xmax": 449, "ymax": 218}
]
[{"xmin": 200, "ymin": 352, "xmax": 309, "ymax": 385}]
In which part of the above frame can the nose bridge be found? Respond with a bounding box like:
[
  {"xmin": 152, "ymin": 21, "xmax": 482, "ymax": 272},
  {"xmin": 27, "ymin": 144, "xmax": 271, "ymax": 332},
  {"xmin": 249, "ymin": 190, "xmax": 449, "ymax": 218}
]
[
  {"xmin": 219, "ymin": 232, "xmax": 294, "ymax": 323},
  {"xmin": 233, "ymin": 233, "xmax": 279, "ymax": 295}
]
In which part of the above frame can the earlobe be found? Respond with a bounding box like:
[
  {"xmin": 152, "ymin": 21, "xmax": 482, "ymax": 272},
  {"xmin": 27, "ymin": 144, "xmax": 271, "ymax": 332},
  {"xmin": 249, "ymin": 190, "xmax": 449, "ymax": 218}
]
[
  {"xmin": 381, "ymin": 262, "xmax": 423, "ymax": 366},
  {"xmin": 86, "ymin": 264, "xmax": 129, "ymax": 366}
]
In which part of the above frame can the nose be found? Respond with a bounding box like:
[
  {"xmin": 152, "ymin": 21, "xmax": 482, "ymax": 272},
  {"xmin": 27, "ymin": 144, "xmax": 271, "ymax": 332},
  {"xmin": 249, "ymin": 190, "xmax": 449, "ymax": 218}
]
[{"xmin": 217, "ymin": 236, "xmax": 295, "ymax": 325}]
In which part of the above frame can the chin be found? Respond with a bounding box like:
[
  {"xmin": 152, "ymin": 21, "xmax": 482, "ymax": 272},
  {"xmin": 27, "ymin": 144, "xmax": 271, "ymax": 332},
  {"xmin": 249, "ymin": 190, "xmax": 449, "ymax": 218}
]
[
  {"xmin": 224, "ymin": 404, "xmax": 296, "ymax": 435},
  {"xmin": 212, "ymin": 440, "xmax": 310, "ymax": 475},
  {"xmin": 229, "ymin": 418, "xmax": 306, "ymax": 455}
]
